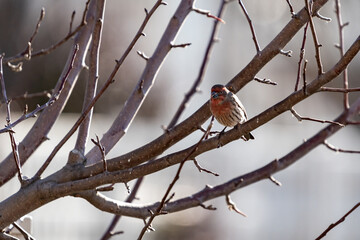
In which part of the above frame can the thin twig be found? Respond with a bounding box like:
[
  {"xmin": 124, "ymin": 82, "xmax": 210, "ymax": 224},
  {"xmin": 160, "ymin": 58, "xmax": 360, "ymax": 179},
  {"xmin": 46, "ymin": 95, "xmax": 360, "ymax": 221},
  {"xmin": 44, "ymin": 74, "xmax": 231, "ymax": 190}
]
[
  {"xmin": 137, "ymin": 118, "xmax": 214, "ymax": 240},
  {"xmin": 3, "ymin": 0, "xmax": 90, "ymax": 65},
  {"xmin": 12, "ymin": 222, "xmax": 36, "ymax": 240},
  {"xmin": 100, "ymin": 177, "xmax": 144, "ymax": 240},
  {"xmin": 304, "ymin": 0, "xmax": 323, "ymax": 75},
  {"xmin": 285, "ymin": 0, "xmax": 296, "ymax": 17},
  {"xmin": 335, "ymin": 0, "xmax": 350, "ymax": 109},
  {"xmin": 295, "ymin": 22, "xmax": 309, "ymax": 91},
  {"xmin": 75, "ymin": 0, "xmax": 105, "ymax": 154},
  {"xmin": 91, "ymin": 135, "xmax": 107, "ymax": 172},
  {"xmin": 167, "ymin": 0, "xmax": 228, "ymax": 129},
  {"xmin": 136, "ymin": 51, "xmax": 149, "ymax": 61},
  {"xmin": 69, "ymin": 11, "xmax": 76, "ymax": 34},
  {"xmin": 0, "ymin": 55, "xmax": 24, "ymax": 184},
  {"xmin": 238, "ymin": 0, "xmax": 261, "ymax": 53},
  {"xmin": 170, "ymin": 42, "xmax": 192, "ymax": 48},
  {"xmin": 254, "ymin": 77, "xmax": 277, "ymax": 86},
  {"xmin": 290, "ymin": 108, "xmax": 345, "ymax": 127},
  {"xmin": 314, "ymin": 11, "xmax": 332, "ymax": 21},
  {"xmin": 10, "ymin": 90, "xmax": 53, "ymax": 102},
  {"xmin": 318, "ymin": 87, "xmax": 360, "ymax": 93},
  {"xmin": 192, "ymin": 7, "xmax": 225, "ymax": 23},
  {"xmin": 0, "ymin": 90, "xmax": 63, "ymax": 134},
  {"xmin": 23, "ymin": 7, "xmax": 46, "ymax": 61},
  {"xmin": 302, "ymin": 59, "xmax": 308, "ymax": 94},
  {"xmin": 280, "ymin": 49, "xmax": 293, "ymax": 57},
  {"xmin": 192, "ymin": 158, "xmax": 219, "ymax": 176},
  {"xmin": 81, "ymin": 0, "xmax": 91, "ymax": 25},
  {"xmin": 315, "ymin": 202, "xmax": 360, "ymax": 240},
  {"xmin": 323, "ymin": 140, "xmax": 360, "ymax": 154},
  {"xmin": 225, "ymin": 194, "xmax": 247, "ymax": 217},
  {"xmin": 269, "ymin": 175, "xmax": 282, "ymax": 186}
]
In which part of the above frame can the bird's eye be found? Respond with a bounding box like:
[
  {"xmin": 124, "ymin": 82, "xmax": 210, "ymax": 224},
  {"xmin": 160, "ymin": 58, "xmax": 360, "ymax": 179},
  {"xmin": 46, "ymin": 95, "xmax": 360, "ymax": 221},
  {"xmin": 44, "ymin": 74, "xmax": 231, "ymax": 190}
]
[{"xmin": 211, "ymin": 91, "xmax": 218, "ymax": 98}]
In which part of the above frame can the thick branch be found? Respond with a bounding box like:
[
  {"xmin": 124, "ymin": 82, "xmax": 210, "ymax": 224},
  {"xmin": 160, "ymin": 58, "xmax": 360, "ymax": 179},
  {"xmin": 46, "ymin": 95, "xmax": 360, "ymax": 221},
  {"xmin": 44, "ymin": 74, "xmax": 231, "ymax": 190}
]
[
  {"xmin": 75, "ymin": 0, "xmax": 106, "ymax": 154},
  {"xmin": 85, "ymin": 0, "xmax": 195, "ymax": 165},
  {"xmin": 68, "ymin": 98, "xmax": 360, "ymax": 220}
]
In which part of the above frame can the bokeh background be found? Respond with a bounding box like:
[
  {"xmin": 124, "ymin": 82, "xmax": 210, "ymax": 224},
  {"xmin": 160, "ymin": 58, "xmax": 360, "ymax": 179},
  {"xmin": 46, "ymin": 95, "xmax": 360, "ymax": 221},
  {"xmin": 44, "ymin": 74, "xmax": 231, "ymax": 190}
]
[{"xmin": 0, "ymin": 0, "xmax": 359, "ymax": 239}]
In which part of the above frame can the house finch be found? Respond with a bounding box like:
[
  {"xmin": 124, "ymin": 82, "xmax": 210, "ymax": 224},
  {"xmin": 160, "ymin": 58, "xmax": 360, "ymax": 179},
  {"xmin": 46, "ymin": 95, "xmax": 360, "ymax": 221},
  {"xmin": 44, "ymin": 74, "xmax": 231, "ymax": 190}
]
[{"xmin": 210, "ymin": 84, "xmax": 254, "ymax": 140}]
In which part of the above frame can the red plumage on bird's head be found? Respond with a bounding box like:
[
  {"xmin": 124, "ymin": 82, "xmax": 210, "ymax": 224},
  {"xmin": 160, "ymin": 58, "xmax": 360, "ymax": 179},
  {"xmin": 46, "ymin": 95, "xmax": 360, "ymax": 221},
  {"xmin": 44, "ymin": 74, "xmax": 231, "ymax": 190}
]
[{"xmin": 210, "ymin": 84, "xmax": 229, "ymax": 102}]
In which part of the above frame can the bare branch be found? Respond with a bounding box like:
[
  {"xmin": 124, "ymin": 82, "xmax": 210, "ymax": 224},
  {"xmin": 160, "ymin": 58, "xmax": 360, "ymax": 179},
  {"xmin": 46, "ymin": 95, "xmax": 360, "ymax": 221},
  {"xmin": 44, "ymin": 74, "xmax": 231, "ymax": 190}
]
[
  {"xmin": 295, "ymin": 22, "xmax": 309, "ymax": 91},
  {"xmin": 91, "ymin": 135, "xmax": 107, "ymax": 172},
  {"xmin": 85, "ymin": 0, "xmax": 191, "ymax": 165},
  {"xmin": 100, "ymin": 177, "xmax": 144, "ymax": 240},
  {"xmin": 75, "ymin": 0, "xmax": 105, "ymax": 154},
  {"xmin": 69, "ymin": 11, "xmax": 76, "ymax": 34},
  {"xmin": 1, "ymin": 98, "xmax": 360, "ymax": 229},
  {"xmin": 238, "ymin": 0, "xmax": 261, "ymax": 53},
  {"xmin": 318, "ymin": 87, "xmax": 360, "ymax": 93},
  {"xmin": 226, "ymin": 195, "xmax": 247, "ymax": 217},
  {"xmin": 0, "ymin": 0, "xmax": 97, "ymax": 186},
  {"xmin": 192, "ymin": 7, "xmax": 226, "ymax": 23},
  {"xmin": 136, "ymin": 51, "xmax": 149, "ymax": 60},
  {"xmin": 314, "ymin": 11, "xmax": 331, "ymax": 21},
  {"xmin": 315, "ymin": 202, "xmax": 360, "ymax": 240},
  {"xmin": 32, "ymin": 0, "xmax": 168, "ymax": 178},
  {"xmin": 335, "ymin": 0, "xmax": 350, "ymax": 109},
  {"xmin": 81, "ymin": 34, "xmax": 360, "ymax": 185},
  {"xmin": 12, "ymin": 222, "xmax": 36, "ymax": 240},
  {"xmin": 269, "ymin": 175, "xmax": 282, "ymax": 186},
  {"xmin": 323, "ymin": 140, "xmax": 360, "ymax": 154},
  {"xmin": 137, "ymin": 117, "xmax": 214, "ymax": 240},
  {"xmin": 0, "ymin": 56, "xmax": 25, "ymax": 184},
  {"xmin": 285, "ymin": 0, "xmax": 296, "ymax": 17},
  {"xmin": 280, "ymin": 49, "xmax": 293, "ymax": 57},
  {"xmin": 254, "ymin": 77, "xmax": 277, "ymax": 86},
  {"xmin": 3, "ymin": 2, "xmax": 360, "ymax": 232},
  {"xmin": 21, "ymin": 7, "xmax": 46, "ymax": 63},
  {"xmin": 31, "ymin": 44, "xmax": 81, "ymax": 179},
  {"xmin": 167, "ymin": 0, "xmax": 228, "ymax": 130},
  {"xmin": 304, "ymin": 0, "xmax": 324, "ymax": 75},
  {"xmin": 192, "ymin": 159, "xmax": 219, "ymax": 176},
  {"xmin": 290, "ymin": 108, "xmax": 345, "ymax": 127},
  {"xmin": 170, "ymin": 42, "xmax": 191, "ymax": 48},
  {"xmin": 80, "ymin": 0, "xmax": 332, "ymax": 175},
  {"xmin": 302, "ymin": 59, "xmax": 308, "ymax": 94},
  {"xmin": 9, "ymin": 90, "xmax": 52, "ymax": 102}
]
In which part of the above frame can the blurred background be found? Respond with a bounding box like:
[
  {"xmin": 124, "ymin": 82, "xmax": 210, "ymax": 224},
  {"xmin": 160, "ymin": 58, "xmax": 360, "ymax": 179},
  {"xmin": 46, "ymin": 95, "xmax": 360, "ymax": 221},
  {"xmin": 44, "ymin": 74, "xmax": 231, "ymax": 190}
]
[{"xmin": 0, "ymin": 0, "xmax": 359, "ymax": 239}]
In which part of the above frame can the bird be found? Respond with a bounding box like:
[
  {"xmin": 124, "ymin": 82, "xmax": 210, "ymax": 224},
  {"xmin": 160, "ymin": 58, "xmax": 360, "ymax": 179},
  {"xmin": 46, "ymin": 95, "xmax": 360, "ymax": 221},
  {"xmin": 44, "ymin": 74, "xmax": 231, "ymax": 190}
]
[{"xmin": 210, "ymin": 84, "xmax": 254, "ymax": 141}]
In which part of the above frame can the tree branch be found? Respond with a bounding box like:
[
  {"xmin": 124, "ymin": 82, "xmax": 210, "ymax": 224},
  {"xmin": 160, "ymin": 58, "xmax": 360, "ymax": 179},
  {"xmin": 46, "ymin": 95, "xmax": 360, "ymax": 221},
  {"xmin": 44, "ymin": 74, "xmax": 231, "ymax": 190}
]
[
  {"xmin": 0, "ymin": 0, "xmax": 96, "ymax": 186},
  {"xmin": 335, "ymin": 0, "xmax": 350, "ymax": 109},
  {"xmin": 315, "ymin": 202, "xmax": 360, "ymax": 240},
  {"xmin": 3, "ymin": 0, "xmax": 90, "ymax": 65},
  {"xmin": 85, "ymin": 0, "xmax": 195, "ymax": 165},
  {"xmin": 46, "ymin": 98, "xmax": 358, "ymax": 222},
  {"xmin": 166, "ymin": 0, "xmax": 228, "ymax": 130},
  {"xmin": 75, "ymin": 0, "xmax": 106, "ymax": 154},
  {"xmin": 83, "ymin": 0, "xmax": 332, "ymax": 173},
  {"xmin": 238, "ymin": 0, "xmax": 261, "ymax": 53},
  {"xmin": 304, "ymin": 0, "xmax": 324, "ymax": 75}
]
